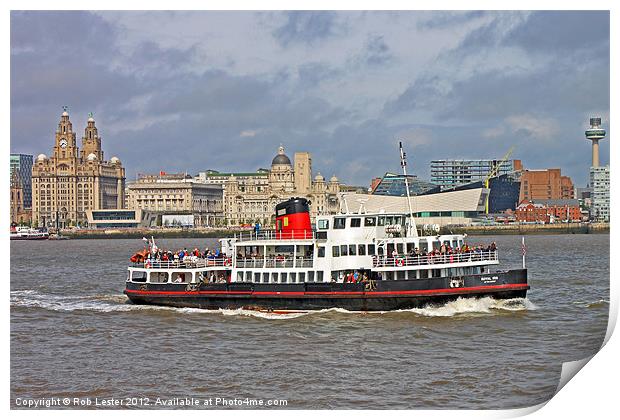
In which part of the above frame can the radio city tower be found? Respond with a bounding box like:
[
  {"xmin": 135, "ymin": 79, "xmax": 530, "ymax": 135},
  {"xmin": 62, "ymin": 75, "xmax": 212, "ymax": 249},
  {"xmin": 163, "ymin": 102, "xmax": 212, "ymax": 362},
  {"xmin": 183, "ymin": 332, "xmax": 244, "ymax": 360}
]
[{"xmin": 585, "ymin": 117, "xmax": 606, "ymax": 167}]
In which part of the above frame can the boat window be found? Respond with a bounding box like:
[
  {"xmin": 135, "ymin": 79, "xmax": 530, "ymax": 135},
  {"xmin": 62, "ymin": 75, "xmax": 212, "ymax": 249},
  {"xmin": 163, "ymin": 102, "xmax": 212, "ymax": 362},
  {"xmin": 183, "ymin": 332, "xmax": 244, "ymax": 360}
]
[
  {"xmin": 395, "ymin": 216, "xmax": 403, "ymax": 225},
  {"xmin": 318, "ymin": 247, "xmax": 325, "ymax": 257},
  {"xmin": 378, "ymin": 216, "xmax": 385, "ymax": 226},
  {"xmin": 245, "ymin": 271, "xmax": 252, "ymax": 282},
  {"xmin": 290, "ymin": 273, "xmax": 297, "ymax": 283},
  {"xmin": 385, "ymin": 271, "xmax": 394, "ymax": 281},
  {"xmin": 332, "ymin": 246, "xmax": 340, "ymax": 257},
  {"xmin": 419, "ymin": 269, "xmax": 429, "ymax": 279},
  {"xmin": 317, "ymin": 271, "xmax": 324, "ymax": 282},
  {"xmin": 308, "ymin": 271, "xmax": 315, "ymax": 282},
  {"xmin": 299, "ymin": 272, "xmax": 306, "ymax": 283},
  {"xmin": 281, "ymin": 273, "xmax": 288, "ymax": 283},
  {"xmin": 340, "ymin": 245, "xmax": 348, "ymax": 256},
  {"xmin": 334, "ymin": 218, "xmax": 346, "ymax": 229},
  {"xmin": 237, "ymin": 272, "xmax": 244, "ymax": 282},
  {"xmin": 385, "ymin": 216, "xmax": 394, "ymax": 225},
  {"xmin": 368, "ymin": 244, "xmax": 376, "ymax": 255},
  {"xmin": 396, "ymin": 243, "xmax": 404, "ymax": 254},
  {"xmin": 397, "ymin": 271, "xmax": 406, "ymax": 280},
  {"xmin": 387, "ymin": 243, "xmax": 394, "ymax": 256},
  {"xmin": 433, "ymin": 241, "xmax": 441, "ymax": 251},
  {"xmin": 317, "ymin": 219, "xmax": 329, "ymax": 230},
  {"xmin": 350, "ymin": 218, "xmax": 361, "ymax": 228},
  {"xmin": 406, "ymin": 243, "xmax": 415, "ymax": 254},
  {"xmin": 263, "ymin": 273, "xmax": 269, "ymax": 283},
  {"xmin": 432, "ymin": 269, "xmax": 441, "ymax": 278},
  {"xmin": 358, "ymin": 244, "xmax": 366, "ymax": 256},
  {"xmin": 376, "ymin": 245, "xmax": 383, "ymax": 255},
  {"xmin": 364, "ymin": 217, "xmax": 376, "ymax": 226},
  {"xmin": 348, "ymin": 245, "xmax": 356, "ymax": 256},
  {"xmin": 254, "ymin": 273, "xmax": 261, "ymax": 283},
  {"xmin": 419, "ymin": 239, "xmax": 428, "ymax": 252},
  {"xmin": 271, "ymin": 273, "xmax": 278, "ymax": 283},
  {"xmin": 407, "ymin": 270, "xmax": 416, "ymax": 279}
]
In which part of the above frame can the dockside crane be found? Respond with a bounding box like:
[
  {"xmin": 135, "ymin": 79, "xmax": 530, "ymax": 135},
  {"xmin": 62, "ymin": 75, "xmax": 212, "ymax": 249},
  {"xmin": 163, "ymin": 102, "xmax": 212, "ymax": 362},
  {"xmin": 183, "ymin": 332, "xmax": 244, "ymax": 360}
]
[{"xmin": 484, "ymin": 146, "xmax": 515, "ymax": 214}]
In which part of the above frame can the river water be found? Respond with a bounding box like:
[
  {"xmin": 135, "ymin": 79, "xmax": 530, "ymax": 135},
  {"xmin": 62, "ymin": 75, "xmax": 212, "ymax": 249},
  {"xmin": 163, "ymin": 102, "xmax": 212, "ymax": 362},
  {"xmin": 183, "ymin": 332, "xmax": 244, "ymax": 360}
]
[{"xmin": 10, "ymin": 234, "xmax": 609, "ymax": 409}]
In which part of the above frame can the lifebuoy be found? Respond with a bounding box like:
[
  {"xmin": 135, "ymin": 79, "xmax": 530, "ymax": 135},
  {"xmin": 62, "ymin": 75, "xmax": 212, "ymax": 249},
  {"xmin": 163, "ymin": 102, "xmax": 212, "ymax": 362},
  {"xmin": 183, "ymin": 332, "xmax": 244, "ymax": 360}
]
[{"xmin": 396, "ymin": 258, "xmax": 405, "ymax": 267}]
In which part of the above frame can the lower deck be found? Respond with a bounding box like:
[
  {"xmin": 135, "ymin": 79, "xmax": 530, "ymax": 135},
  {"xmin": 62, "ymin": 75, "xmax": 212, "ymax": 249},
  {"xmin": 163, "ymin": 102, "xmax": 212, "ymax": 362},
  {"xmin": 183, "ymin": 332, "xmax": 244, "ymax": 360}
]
[{"xmin": 125, "ymin": 269, "xmax": 528, "ymax": 311}]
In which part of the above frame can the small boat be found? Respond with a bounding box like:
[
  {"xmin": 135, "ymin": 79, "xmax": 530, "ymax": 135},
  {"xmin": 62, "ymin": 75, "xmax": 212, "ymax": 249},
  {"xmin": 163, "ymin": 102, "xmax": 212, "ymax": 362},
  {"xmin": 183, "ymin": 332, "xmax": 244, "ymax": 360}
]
[{"xmin": 10, "ymin": 226, "xmax": 50, "ymax": 240}]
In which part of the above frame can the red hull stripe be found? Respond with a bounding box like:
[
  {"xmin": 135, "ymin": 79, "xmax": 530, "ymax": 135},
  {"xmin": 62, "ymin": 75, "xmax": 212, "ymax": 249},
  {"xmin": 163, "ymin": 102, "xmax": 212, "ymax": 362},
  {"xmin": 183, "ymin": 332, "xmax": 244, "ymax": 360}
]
[{"xmin": 125, "ymin": 283, "xmax": 529, "ymax": 297}]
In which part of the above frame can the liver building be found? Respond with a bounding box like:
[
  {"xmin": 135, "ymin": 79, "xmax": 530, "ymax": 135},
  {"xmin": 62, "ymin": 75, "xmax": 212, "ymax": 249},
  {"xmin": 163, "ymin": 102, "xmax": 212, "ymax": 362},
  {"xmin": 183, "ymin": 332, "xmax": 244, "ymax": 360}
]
[{"xmin": 32, "ymin": 109, "xmax": 125, "ymax": 228}]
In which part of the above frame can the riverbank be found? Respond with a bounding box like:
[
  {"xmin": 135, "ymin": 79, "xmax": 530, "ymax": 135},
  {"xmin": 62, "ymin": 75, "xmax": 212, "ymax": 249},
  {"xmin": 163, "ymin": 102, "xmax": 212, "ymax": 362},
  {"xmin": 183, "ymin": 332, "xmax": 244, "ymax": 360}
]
[
  {"xmin": 56, "ymin": 222, "xmax": 609, "ymax": 239},
  {"xmin": 440, "ymin": 222, "xmax": 609, "ymax": 235}
]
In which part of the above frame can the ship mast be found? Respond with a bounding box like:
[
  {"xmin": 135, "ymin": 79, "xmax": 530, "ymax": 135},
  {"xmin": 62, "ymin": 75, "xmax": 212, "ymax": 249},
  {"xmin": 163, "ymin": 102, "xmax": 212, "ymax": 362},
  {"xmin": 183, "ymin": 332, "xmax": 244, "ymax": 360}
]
[{"xmin": 399, "ymin": 141, "xmax": 418, "ymax": 237}]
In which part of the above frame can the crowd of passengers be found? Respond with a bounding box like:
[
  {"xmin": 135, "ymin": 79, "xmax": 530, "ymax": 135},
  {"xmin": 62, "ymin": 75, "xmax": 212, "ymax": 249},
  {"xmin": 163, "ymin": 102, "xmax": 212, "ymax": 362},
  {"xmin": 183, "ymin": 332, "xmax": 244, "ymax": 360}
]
[
  {"xmin": 145, "ymin": 247, "xmax": 228, "ymax": 265},
  {"xmin": 394, "ymin": 242, "xmax": 497, "ymax": 259}
]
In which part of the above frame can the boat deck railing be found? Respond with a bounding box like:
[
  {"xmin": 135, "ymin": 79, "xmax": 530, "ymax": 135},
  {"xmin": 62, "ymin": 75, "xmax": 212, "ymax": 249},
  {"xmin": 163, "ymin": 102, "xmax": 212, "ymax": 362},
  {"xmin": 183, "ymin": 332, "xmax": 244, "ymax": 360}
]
[
  {"xmin": 233, "ymin": 229, "xmax": 315, "ymax": 242},
  {"xmin": 373, "ymin": 250, "xmax": 498, "ymax": 268},
  {"xmin": 236, "ymin": 257, "xmax": 314, "ymax": 269},
  {"xmin": 131, "ymin": 257, "xmax": 231, "ymax": 270}
]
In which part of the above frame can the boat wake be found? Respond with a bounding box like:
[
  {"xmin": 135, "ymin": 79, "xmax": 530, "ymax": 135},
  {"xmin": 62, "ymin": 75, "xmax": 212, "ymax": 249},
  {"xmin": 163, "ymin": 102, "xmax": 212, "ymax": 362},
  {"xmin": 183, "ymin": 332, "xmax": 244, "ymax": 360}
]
[{"xmin": 11, "ymin": 290, "xmax": 536, "ymax": 319}]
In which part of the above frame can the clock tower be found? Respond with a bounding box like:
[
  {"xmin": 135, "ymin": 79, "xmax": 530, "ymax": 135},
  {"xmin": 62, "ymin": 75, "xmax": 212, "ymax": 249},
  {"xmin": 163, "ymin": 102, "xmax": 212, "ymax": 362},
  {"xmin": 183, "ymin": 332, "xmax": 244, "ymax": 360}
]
[{"xmin": 53, "ymin": 106, "xmax": 78, "ymax": 162}]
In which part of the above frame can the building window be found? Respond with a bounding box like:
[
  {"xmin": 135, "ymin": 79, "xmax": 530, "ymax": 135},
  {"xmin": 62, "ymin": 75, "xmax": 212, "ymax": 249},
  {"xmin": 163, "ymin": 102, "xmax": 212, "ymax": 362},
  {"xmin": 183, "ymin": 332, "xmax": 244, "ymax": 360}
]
[{"xmin": 350, "ymin": 218, "xmax": 361, "ymax": 227}]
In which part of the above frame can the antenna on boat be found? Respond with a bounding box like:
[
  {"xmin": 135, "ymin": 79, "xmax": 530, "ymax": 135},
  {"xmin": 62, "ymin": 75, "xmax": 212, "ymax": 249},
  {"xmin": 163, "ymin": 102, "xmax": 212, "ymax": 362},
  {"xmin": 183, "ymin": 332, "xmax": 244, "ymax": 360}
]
[{"xmin": 399, "ymin": 141, "xmax": 418, "ymax": 237}]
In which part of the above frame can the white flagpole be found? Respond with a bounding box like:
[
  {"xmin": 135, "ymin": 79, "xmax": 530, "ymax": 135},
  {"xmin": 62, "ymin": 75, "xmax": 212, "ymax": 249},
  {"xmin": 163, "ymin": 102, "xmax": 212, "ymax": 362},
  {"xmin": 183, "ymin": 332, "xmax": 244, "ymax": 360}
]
[{"xmin": 522, "ymin": 236, "xmax": 526, "ymax": 269}]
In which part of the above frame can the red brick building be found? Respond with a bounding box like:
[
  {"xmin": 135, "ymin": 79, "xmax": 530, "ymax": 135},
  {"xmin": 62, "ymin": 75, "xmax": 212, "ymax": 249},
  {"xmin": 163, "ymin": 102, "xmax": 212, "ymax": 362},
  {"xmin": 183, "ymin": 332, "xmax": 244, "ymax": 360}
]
[
  {"xmin": 516, "ymin": 199, "xmax": 581, "ymax": 223},
  {"xmin": 516, "ymin": 201, "xmax": 550, "ymax": 223},
  {"xmin": 519, "ymin": 169, "xmax": 575, "ymax": 202}
]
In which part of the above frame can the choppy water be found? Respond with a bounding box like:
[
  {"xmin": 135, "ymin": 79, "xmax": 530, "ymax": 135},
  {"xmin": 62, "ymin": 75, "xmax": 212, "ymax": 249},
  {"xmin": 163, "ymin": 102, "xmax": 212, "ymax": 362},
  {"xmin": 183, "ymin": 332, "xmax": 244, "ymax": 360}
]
[{"xmin": 10, "ymin": 234, "xmax": 609, "ymax": 409}]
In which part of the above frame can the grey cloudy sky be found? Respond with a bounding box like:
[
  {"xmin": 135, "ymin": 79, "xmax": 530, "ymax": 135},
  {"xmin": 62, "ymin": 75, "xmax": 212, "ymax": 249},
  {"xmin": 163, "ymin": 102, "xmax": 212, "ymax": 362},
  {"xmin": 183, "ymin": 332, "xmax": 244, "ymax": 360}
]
[{"xmin": 10, "ymin": 11, "xmax": 610, "ymax": 187}]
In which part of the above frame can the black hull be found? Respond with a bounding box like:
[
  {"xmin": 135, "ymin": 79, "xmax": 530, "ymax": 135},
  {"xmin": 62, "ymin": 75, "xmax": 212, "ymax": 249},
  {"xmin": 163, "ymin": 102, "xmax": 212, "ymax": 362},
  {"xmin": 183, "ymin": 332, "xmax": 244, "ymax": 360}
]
[{"xmin": 125, "ymin": 269, "xmax": 528, "ymax": 312}]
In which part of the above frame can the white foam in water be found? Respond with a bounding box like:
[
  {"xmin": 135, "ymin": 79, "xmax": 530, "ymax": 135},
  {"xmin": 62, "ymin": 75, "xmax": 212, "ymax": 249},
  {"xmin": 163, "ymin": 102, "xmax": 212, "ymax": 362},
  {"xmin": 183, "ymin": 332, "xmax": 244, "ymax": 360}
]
[{"xmin": 10, "ymin": 290, "xmax": 536, "ymax": 319}]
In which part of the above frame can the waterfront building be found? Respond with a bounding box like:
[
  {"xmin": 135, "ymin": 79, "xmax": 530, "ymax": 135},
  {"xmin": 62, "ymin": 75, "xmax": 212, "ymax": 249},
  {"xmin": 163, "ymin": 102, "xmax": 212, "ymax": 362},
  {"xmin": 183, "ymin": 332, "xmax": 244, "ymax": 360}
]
[
  {"xmin": 371, "ymin": 173, "xmax": 441, "ymax": 197},
  {"xmin": 200, "ymin": 146, "xmax": 340, "ymax": 226},
  {"xmin": 340, "ymin": 188, "xmax": 488, "ymax": 227},
  {"xmin": 515, "ymin": 199, "xmax": 581, "ymax": 223},
  {"xmin": 86, "ymin": 209, "xmax": 158, "ymax": 229},
  {"xmin": 32, "ymin": 109, "xmax": 126, "ymax": 228},
  {"xmin": 10, "ymin": 171, "xmax": 32, "ymax": 225},
  {"xmin": 589, "ymin": 165, "xmax": 610, "ymax": 222},
  {"xmin": 430, "ymin": 159, "xmax": 523, "ymax": 189},
  {"xmin": 126, "ymin": 173, "xmax": 223, "ymax": 227},
  {"xmin": 10, "ymin": 153, "xmax": 33, "ymax": 208},
  {"xmin": 519, "ymin": 169, "xmax": 574, "ymax": 203},
  {"xmin": 443, "ymin": 172, "xmax": 522, "ymax": 213}
]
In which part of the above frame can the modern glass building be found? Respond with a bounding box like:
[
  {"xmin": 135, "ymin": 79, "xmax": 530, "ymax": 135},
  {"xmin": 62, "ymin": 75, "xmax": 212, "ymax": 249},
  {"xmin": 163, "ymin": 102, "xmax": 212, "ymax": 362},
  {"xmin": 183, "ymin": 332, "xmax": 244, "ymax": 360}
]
[
  {"xmin": 10, "ymin": 154, "xmax": 33, "ymax": 208},
  {"xmin": 430, "ymin": 159, "xmax": 522, "ymax": 189},
  {"xmin": 589, "ymin": 165, "xmax": 610, "ymax": 222},
  {"xmin": 371, "ymin": 173, "xmax": 441, "ymax": 197}
]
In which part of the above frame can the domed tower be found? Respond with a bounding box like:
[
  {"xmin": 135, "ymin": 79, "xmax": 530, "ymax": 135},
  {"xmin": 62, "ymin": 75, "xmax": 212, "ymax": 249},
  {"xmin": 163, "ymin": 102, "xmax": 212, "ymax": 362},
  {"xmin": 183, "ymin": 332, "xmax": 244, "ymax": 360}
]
[
  {"xmin": 585, "ymin": 117, "xmax": 606, "ymax": 167},
  {"xmin": 269, "ymin": 146, "xmax": 295, "ymax": 192},
  {"xmin": 81, "ymin": 113, "xmax": 104, "ymax": 161},
  {"xmin": 328, "ymin": 174, "xmax": 339, "ymax": 194},
  {"xmin": 53, "ymin": 107, "xmax": 78, "ymax": 162}
]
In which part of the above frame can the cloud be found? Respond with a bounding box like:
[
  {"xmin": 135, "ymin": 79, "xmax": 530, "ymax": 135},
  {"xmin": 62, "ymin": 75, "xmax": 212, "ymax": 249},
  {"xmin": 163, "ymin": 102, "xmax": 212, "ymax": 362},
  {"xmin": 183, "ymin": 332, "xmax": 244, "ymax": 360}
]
[
  {"xmin": 10, "ymin": 11, "xmax": 610, "ymax": 189},
  {"xmin": 240, "ymin": 130, "xmax": 258, "ymax": 138},
  {"xmin": 272, "ymin": 11, "xmax": 339, "ymax": 47}
]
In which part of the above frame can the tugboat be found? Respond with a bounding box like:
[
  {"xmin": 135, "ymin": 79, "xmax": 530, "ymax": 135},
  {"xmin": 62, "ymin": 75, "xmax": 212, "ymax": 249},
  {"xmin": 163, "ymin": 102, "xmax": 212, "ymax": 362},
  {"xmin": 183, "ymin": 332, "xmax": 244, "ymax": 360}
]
[{"xmin": 124, "ymin": 146, "xmax": 529, "ymax": 312}]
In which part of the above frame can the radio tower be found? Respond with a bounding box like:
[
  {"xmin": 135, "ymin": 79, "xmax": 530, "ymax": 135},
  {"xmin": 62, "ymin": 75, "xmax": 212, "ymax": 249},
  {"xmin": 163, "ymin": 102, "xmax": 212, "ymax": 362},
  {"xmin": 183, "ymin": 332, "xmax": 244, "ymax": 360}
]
[{"xmin": 585, "ymin": 117, "xmax": 606, "ymax": 167}]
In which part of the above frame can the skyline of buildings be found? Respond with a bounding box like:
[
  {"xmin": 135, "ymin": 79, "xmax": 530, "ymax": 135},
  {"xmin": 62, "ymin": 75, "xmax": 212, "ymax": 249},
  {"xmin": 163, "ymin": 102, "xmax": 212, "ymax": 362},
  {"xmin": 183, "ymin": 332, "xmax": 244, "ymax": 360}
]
[{"xmin": 10, "ymin": 110, "xmax": 611, "ymax": 227}]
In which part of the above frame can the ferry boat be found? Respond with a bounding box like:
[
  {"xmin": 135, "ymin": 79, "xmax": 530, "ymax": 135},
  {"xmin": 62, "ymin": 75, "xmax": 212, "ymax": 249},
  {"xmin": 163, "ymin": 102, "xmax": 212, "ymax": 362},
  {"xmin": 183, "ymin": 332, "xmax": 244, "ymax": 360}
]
[
  {"xmin": 125, "ymin": 201, "xmax": 528, "ymax": 312},
  {"xmin": 10, "ymin": 226, "xmax": 50, "ymax": 240}
]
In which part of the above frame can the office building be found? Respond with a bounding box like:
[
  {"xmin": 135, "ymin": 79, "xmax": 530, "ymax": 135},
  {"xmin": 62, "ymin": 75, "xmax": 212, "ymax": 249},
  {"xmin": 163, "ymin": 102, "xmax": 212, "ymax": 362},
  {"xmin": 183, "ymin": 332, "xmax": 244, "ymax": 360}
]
[
  {"xmin": 430, "ymin": 159, "xmax": 522, "ymax": 189},
  {"xmin": 10, "ymin": 153, "xmax": 33, "ymax": 208},
  {"xmin": 589, "ymin": 166, "xmax": 610, "ymax": 222},
  {"xmin": 519, "ymin": 169, "xmax": 574, "ymax": 202}
]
